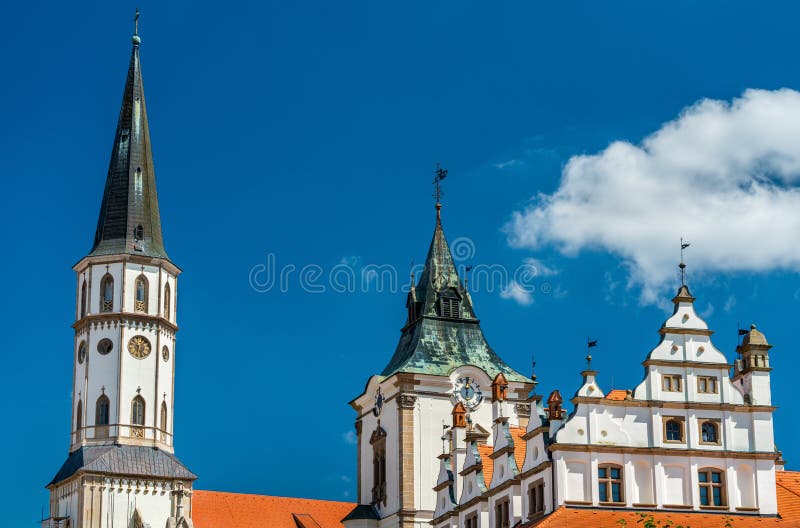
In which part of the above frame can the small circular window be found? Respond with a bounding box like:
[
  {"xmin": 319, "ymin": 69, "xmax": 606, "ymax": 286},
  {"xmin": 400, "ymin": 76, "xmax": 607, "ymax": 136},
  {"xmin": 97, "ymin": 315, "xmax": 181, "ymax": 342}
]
[
  {"xmin": 97, "ymin": 338, "xmax": 113, "ymax": 356},
  {"xmin": 162, "ymin": 345, "xmax": 170, "ymax": 362},
  {"xmin": 77, "ymin": 341, "xmax": 87, "ymax": 364}
]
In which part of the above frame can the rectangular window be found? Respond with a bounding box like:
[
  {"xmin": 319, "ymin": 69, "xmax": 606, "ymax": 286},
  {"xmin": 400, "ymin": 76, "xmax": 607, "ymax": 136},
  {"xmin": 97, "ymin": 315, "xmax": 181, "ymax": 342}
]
[
  {"xmin": 697, "ymin": 376, "xmax": 718, "ymax": 394},
  {"xmin": 528, "ymin": 480, "xmax": 545, "ymax": 517},
  {"xmin": 465, "ymin": 512, "xmax": 479, "ymax": 528},
  {"xmin": 662, "ymin": 416, "xmax": 686, "ymax": 443},
  {"xmin": 494, "ymin": 499, "xmax": 510, "ymax": 528},
  {"xmin": 698, "ymin": 468, "xmax": 726, "ymax": 507},
  {"xmin": 662, "ymin": 374, "xmax": 683, "ymax": 392},
  {"xmin": 598, "ymin": 465, "xmax": 624, "ymax": 503}
]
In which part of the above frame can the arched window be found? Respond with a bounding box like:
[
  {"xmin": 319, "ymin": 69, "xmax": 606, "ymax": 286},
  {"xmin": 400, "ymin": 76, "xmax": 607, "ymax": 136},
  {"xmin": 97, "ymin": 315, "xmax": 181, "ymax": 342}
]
[
  {"xmin": 134, "ymin": 224, "xmax": 144, "ymax": 240},
  {"xmin": 80, "ymin": 280, "xmax": 87, "ymax": 318},
  {"xmin": 134, "ymin": 275, "xmax": 148, "ymax": 313},
  {"xmin": 701, "ymin": 421, "xmax": 719, "ymax": 444},
  {"xmin": 101, "ymin": 274, "xmax": 114, "ymax": 312},
  {"xmin": 96, "ymin": 395, "xmax": 110, "ymax": 425},
  {"xmin": 665, "ymin": 419, "xmax": 683, "ymax": 442},
  {"xmin": 598, "ymin": 464, "xmax": 624, "ymax": 503},
  {"xmin": 160, "ymin": 401, "xmax": 168, "ymax": 430},
  {"xmin": 131, "ymin": 395, "xmax": 146, "ymax": 438},
  {"xmin": 76, "ymin": 400, "xmax": 83, "ymax": 430},
  {"xmin": 698, "ymin": 468, "xmax": 726, "ymax": 507},
  {"xmin": 163, "ymin": 283, "xmax": 171, "ymax": 319},
  {"xmin": 370, "ymin": 426, "xmax": 387, "ymax": 506}
]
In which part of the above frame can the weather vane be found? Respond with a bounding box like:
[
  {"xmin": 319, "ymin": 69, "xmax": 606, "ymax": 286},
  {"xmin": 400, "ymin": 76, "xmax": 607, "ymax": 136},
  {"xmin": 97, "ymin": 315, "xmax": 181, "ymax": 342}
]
[
  {"xmin": 134, "ymin": 8, "xmax": 140, "ymax": 36},
  {"xmin": 586, "ymin": 337, "xmax": 598, "ymax": 369},
  {"xmin": 680, "ymin": 238, "xmax": 690, "ymax": 285},
  {"xmin": 433, "ymin": 163, "xmax": 448, "ymax": 205}
]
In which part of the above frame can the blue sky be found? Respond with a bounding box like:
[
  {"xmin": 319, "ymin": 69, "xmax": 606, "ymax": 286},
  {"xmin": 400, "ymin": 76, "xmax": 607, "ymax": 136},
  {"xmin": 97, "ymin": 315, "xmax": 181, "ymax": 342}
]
[{"xmin": 4, "ymin": 1, "xmax": 800, "ymax": 523}]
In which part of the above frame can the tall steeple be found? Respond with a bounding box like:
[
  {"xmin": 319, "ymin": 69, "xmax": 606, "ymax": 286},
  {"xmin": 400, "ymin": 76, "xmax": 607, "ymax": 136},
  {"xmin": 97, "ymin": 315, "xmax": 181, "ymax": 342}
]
[
  {"xmin": 380, "ymin": 179, "xmax": 528, "ymax": 382},
  {"xmin": 45, "ymin": 16, "xmax": 194, "ymax": 528},
  {"xmin": 89, "ymin": 18, "xmax": 169, "ymax": 260}
]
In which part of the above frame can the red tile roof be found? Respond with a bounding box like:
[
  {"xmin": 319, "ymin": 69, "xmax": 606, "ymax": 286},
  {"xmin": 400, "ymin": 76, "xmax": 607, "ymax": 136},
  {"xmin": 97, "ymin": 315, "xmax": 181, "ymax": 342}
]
[
  {"xmin": 192, "ymin": 490, "xmax": 355, "ymax": 528},
  {"xmin": 192, "ymin": 469, "xmax": 800, "ymax": 528},
  {"xmin": 476, "ymin": 425, "xmax": 528, "ymax": 487},
  {"xmin": 525, "ymin": 470, "xmax": 800, "ymax": 527},
  {"xmin": 605, "ymin": 389, "xmax": 629, "ymax": 401}
]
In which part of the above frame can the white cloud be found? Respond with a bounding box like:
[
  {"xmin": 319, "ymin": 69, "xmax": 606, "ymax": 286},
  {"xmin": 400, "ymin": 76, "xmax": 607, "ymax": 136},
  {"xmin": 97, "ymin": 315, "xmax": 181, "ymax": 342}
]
[
  {"xmin": 524, "ymin": 257, "xmax": 559, "ymax": 277},
  {"xmin": 500, "ymin": 280, "xmax": 534, "ymax": 305},
  {"xmin": 342, "ymin": 431, "xmax": 357, "ymax": 445},
  {"xmin": 724, "ymin": 295, "xmax": 737, "ymax": 312},
  {"xmin": 506, "ymin": 89, "xmax": 800, "ymax": 303},
  {"xmin": 494, "ymin": 159, "xmax": 522, "ymax": 169}
]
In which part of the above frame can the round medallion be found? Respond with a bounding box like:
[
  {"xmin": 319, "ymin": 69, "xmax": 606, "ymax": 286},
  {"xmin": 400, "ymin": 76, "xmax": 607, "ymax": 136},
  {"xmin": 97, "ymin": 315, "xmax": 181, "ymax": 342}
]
[
  {"xmin": 77, "ymin": 341, "xmax": 87, "ymax": 364},
  {"xmin": 127, "ymin": 335, "xmax": 152, "ymax": 359},
  {"xmin": 162, "ymin": 345, "xmax": 170, "ymax": 362},
  {"xmin": 97, "ymin": 338, "xmax": 113, "ymax": 356},
  {"xmin": 453, "ymin": 376, "xmax": 483, "ymax": 410}
]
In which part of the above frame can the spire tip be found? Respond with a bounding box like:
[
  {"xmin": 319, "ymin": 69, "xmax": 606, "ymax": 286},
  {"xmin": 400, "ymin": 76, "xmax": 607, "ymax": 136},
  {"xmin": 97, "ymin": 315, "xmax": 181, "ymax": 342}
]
[{"xmin": 132, "ymin": 8, "xmax": 141, "ymax": 45}]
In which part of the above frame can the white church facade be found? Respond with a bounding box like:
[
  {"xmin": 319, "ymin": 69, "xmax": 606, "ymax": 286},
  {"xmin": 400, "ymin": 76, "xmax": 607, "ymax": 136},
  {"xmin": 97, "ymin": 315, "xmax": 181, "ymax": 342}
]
[{"xmin": 43, "ymin": 18, "xmax": 799, "ymax": 528}]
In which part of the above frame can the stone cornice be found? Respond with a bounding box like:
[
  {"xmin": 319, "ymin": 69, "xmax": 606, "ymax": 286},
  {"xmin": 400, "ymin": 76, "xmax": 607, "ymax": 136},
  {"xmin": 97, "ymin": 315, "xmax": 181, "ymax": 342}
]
[
  {"xmin": 643, "ymin": 359, "xmax": 733, "ymax": 369},
  {"xmin": 74, "ymin": 312, "xmax": 179, "ymax": 333},
  {"xmin": 570, "ymin": 397, "xmax": 776, "ymax": 413},
  {"xmin": 74, "ymin": 254, "xmax": 182, "ymax": 275},
  {"xmin": 549, "ymin": 443, "xmax": 781, "ymax": 460}
]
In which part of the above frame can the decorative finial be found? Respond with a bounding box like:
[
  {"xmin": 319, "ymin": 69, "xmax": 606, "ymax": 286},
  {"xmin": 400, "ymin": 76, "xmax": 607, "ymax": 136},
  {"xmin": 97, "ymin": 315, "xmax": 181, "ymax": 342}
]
[
  {"xmin": 433, "ymin": 163, "xmax": 448, "ymax": 220},
  {"xmin": 679, "ymin": 238, "xmax": 690, "ymax": 286},
  {"xmin": 441, "ymin": 423, "xmax": 449, "ymax": 454},
  {"xmin": 132, "ymin": 8, "xmax": 141, "ymax": 45},
  {"xmin": 586, "ymin": 337, "xmax": 598, "ymax": 369},
  {"xmin": 530, "ymin": 353, "xmax": 538, "ymax": 393}
]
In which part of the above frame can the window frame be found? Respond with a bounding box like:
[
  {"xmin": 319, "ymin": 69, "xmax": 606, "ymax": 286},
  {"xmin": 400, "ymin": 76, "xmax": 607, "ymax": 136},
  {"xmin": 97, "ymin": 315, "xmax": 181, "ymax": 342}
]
[
  {"xmin": 697, "ymin": 376, "xmax": 719, "ymax": 394},
  {"xmin": 662, "ymin": 374, "xmax": 683, "ymax": 392},
  {"xmin": 494, "ymin": 497, "xmax": 510, "ymax": 528},
  {"xmin": 698, "ymin": 467, "xmax": 726, "ymax": 508},
  {"xmin": 80, "ymin": 280, "xmax": 87, "ymax": 318},
  {"xmin": 598, "ymin": 464, "xmax": 625, "ymax": 504},
  {"xmin": 100, "ymin": 274, "xmax": 114, "ymax": 312},
  {"xmin": 163, "ymin": 283, "xmax": 171, "ymax": 319},
  {"xmin": 699, "ymin": 419, "xmax": 721, "ymax": 445},
  {"xmin": 662, "ymin": 416, "xmax": 686, "ymax": 443},
  {"xmin": 131, "ymin": 395, "xmax": 146, "ymax": 438},
  {"xmin": 528, "ymin": 480, "xmax": 546, "ymax": 518},
  {"xmin": 134, "ymin": 274, "xmax": 148, "ymax": 313}
]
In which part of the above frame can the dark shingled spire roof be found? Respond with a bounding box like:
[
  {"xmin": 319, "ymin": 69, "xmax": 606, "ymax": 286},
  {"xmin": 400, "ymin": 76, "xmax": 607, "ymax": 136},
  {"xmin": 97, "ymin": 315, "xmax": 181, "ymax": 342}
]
[
  {"xmin": 88, "ymin": 33, "xmax": 169, "ymax": 260},
  {"xmin": 380, "ymin": 205, "xmax": 529, "ymax": 382}
]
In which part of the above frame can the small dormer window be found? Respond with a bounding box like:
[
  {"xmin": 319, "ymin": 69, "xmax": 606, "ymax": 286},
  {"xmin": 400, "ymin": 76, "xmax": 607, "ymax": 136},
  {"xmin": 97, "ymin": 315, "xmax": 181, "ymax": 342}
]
[{"xmin": 134, "ymin": 225, "xmax": 144, "ymax": 240}]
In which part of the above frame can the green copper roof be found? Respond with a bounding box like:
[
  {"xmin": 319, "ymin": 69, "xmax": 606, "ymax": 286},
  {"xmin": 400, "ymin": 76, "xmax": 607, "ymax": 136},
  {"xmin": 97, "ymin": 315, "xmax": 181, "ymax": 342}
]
[
  {"xmin": 89, "ymin": 35, "xmax": 169, "ymax": 261},
  {"xmin": 380, "ymin": 207, "xmax": 529, "ymax": 383}
]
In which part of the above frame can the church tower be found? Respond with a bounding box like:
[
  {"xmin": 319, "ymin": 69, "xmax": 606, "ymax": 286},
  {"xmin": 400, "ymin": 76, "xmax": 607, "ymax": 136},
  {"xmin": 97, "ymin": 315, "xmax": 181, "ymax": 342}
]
[
  {"xmin": 344, "ymin": 176, "xmax": 533, "ymax": 528},
  {"xmin": 44, "ymin": 15, "xmax": 195, "ymax": 528}
]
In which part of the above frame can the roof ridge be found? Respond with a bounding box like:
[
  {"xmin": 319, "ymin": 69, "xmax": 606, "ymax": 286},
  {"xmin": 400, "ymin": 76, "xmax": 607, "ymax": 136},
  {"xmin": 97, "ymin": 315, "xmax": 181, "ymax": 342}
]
[{"xmin": 193, "ymin": 489, "xmax": 354, "ymax": 505}]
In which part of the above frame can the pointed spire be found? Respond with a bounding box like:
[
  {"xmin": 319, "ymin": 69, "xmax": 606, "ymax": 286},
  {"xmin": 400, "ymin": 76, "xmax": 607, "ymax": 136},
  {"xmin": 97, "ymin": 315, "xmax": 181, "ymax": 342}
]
[{"xmin": 89, "ymin": 13, "xmax": 169, "ymax": 261}]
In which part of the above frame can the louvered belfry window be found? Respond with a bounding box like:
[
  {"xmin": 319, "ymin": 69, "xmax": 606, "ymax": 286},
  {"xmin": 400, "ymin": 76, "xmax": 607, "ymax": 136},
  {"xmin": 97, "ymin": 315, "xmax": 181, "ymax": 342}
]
[{"xmin": 439, "ymin": 291, "xmax": 461, "ymax": 319}]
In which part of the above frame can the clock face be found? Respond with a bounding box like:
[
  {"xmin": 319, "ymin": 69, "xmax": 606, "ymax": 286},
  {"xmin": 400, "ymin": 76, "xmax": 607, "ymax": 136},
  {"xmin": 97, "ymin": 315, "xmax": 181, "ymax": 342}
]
[
  {"xmin": 453, "ymin": 376, "xmax": 483, "ymax": 410},
  {"xmin": 373, "ymin": 388, "xmax": 384, "ymax": 417},
  {"xmin": 128, "ymin": 335, "xmax": 151, "ymax": 359}
]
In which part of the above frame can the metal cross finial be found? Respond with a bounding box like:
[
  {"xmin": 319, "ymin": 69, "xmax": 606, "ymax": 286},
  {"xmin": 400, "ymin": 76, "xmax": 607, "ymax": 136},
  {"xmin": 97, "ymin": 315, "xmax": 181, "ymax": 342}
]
[
  {"xmin": 680, "ymin": 238, "xmax": 690, "ymax": 285},
  {"xmin": 134, "ymin": 8, "xmax": 140, "ymax": 36},
  {"xmin": 433, "ymin": 163, "xmax": 448, "ymax": 205}
]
